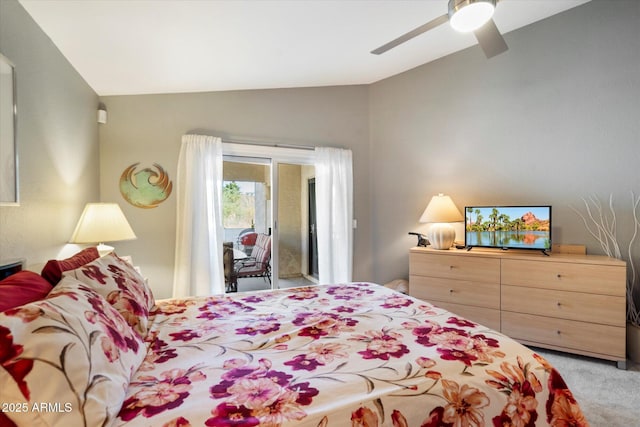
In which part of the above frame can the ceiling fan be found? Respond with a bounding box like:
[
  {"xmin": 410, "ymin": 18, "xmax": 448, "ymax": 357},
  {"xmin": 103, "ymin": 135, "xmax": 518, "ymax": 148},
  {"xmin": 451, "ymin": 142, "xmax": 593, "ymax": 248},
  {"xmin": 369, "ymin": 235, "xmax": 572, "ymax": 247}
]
[{"xmin": 371, "ymin": 0, "xmax": 508, "ymax": 58}]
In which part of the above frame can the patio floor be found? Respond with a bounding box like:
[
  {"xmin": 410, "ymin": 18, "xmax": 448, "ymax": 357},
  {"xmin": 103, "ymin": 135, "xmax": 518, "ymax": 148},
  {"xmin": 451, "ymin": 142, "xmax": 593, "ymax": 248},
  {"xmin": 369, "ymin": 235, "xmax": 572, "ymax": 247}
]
[{"xmin": 234, "ymin": 275, "xmax": 316, "ymax": 293}]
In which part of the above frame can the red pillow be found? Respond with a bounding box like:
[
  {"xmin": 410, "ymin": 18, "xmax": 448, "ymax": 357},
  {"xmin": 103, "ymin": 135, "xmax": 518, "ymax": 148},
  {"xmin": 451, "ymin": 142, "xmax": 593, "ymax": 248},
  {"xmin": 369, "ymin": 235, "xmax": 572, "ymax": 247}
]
[
  {"xmin": 41, "ymin": 247, "xmax": 100, "ymax": 286},
  {"xmin": 0, "ymin": 271, "xmax": 52, "ymax": 312}
]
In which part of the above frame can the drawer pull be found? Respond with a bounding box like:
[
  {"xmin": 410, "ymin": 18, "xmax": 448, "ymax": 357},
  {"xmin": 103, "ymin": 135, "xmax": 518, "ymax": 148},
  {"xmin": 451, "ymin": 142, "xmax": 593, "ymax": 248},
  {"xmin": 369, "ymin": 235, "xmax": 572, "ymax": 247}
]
[
  {"xmin": 556, "ymin": 302, "xmax": 562, "ymax": 307},
  {"xmin": 556, "ymin": 330, "xmax": 561, "ymax": 335},
  {"xmin": 449, "ymin": 265, "xmax": 454, "ymax": 270},
  {"xmin": 556, "ymin": 274, "xmax": 562, "ymax": 279},
  {"xmin": 449, "ymin": 289, "xmax": 454, "ymax": 294}
]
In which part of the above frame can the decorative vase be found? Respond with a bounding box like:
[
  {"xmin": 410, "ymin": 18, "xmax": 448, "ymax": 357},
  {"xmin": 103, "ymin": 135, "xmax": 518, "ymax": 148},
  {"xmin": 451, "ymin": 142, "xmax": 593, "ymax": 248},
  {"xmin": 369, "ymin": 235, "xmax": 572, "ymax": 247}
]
[{"xmin": 627, "ymin": 322, "xmax": 640, "ymax": 363}]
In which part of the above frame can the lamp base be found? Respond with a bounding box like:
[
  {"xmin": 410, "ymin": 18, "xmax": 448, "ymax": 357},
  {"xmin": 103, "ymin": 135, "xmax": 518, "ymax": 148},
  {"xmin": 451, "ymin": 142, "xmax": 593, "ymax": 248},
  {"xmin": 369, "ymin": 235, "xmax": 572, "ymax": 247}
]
[
  {"xmin": 427, "ymin": 223, "xmax": 456, "ymax": 250},
  {"xmin": 97, "ymin": 243, "xmax": 115, "ymax": 257}
]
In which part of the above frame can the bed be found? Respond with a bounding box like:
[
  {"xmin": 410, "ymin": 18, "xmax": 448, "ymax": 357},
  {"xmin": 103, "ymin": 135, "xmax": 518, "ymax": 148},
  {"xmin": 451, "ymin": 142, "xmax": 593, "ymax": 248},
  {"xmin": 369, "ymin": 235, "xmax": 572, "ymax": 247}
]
[{"xmin": 0, "ymin": 252, "xmax": 588, "ymax": 426}]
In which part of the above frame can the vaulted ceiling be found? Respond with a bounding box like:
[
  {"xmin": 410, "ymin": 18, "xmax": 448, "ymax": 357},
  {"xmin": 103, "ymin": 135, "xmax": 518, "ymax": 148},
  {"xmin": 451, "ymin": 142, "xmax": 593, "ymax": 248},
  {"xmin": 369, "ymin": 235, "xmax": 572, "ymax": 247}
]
[{"xmin": 19, "ymin": 0, "xmax": 591, "ymax": 95}]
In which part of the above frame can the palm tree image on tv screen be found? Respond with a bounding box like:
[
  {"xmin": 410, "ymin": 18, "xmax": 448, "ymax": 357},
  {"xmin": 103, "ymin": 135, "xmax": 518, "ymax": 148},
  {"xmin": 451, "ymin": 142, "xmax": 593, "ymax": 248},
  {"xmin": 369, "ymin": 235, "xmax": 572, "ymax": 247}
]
[{"xmin": 465, "ymin": 206, "xmax": 551, "ymax": 250}]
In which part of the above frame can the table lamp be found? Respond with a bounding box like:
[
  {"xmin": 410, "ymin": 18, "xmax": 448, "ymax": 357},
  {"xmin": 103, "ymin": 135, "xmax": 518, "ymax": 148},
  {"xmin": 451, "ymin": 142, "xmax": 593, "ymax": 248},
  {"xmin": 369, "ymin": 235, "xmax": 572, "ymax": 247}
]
[
  {"xmin": 419, "ymin": 194, "xmax": 464, "ymax": 250},
  {"xmin": 69, "ymin": 203, "xmax": 136, "ymax": 256}
]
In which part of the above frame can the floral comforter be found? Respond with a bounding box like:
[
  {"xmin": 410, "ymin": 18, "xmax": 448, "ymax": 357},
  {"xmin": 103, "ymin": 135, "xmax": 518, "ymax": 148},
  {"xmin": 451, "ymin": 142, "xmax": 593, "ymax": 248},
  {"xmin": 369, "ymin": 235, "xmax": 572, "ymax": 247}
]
[{"xmin": 113, "ymin": 283, "xmax": 587, "ymax": 427}]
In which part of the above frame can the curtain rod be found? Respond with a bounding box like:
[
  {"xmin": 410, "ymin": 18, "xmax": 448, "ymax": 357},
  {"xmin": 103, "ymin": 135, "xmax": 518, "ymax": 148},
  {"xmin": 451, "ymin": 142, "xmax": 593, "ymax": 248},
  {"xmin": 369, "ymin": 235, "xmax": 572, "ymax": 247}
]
[{"xmin": 222, "ymin": 138, "xmax": 316, "ymax": 151}]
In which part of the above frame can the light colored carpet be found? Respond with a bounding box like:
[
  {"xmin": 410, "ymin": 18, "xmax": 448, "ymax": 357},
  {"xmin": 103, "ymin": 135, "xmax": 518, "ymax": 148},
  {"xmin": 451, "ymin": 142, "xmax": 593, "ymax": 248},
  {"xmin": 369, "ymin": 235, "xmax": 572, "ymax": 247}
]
[{"xmin": 534, "ymin": 348, "xmax": 640, "ymax": 426}]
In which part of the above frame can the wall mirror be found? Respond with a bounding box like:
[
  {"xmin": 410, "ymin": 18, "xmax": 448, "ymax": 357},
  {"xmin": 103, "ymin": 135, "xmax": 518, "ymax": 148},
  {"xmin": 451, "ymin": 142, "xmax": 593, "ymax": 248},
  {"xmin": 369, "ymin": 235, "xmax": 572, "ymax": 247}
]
[{"xmin": 0, "ymin": 53, "xmax": 18, "ymax": 205}]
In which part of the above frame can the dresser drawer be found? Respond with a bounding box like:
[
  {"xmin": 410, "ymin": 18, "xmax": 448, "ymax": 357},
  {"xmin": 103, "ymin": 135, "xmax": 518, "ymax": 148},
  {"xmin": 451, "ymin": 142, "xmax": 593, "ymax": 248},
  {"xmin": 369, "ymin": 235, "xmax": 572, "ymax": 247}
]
[
  {"xmin": 410, "ymin": 275, "xmax": 500, "ymax": 309},
  {"xmin": 502, "ymin": 312, "xmax": 625, "ymax": 359},
  {"xmin": 430, "ymin": 301, "xmax": 501, "ymax": 331},
  {"xmin": 502, "ymin": 285, "xmax": 625, "ymax": 327},
  {"xmin": 410, "ymin": 252, "xmax": 500, "ymax": 283},
  {"xmin": 501, "ymin": 259, "xmax": 626, "ymax": 296}
]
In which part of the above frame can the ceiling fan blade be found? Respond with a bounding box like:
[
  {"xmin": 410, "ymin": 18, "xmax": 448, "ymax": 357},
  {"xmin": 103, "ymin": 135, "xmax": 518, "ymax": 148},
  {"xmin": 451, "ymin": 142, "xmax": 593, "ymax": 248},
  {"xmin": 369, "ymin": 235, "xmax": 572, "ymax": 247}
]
[
  {"xmin": 371, "ymin": 13, "xmax": 449, "ymax": 55},
  {"xmin": 473, "ymin": 18, "xmax": 508, "ymax": 58}
]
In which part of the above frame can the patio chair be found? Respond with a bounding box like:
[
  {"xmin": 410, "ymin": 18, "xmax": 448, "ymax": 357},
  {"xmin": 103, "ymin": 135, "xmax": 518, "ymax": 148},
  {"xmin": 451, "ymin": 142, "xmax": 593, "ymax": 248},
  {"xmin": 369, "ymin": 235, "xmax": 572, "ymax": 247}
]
[
  {"xmin": 236, "ymin": 228, "xmax": 257, "ymax": 253},
  {"xmin": 234, "ymin": 233, "xmax": 271, "ymax": 284},
  {"xmin": 223, "ymin": 242, "xmax": 237, "ymax": 292}
]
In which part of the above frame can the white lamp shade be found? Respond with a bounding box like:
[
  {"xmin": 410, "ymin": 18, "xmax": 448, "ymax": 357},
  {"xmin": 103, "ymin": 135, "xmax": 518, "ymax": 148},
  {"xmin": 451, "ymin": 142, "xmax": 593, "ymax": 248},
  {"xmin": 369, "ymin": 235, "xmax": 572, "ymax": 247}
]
[
  {"xmin": 449, "ymin": 0, "xmax": 495, "ymax": 32},
  {"xmin": 419, "ymin": 194, "xmax": 464, "ymax": 223},
  {"xmin": 70, "ymin": 203, "xmax": 136, "ymax": 244}
]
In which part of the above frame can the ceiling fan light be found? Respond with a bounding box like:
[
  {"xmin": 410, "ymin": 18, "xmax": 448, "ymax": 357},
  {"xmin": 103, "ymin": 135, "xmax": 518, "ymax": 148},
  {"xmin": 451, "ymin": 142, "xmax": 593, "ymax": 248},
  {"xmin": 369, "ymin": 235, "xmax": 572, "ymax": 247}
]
[{"xmin": 449, "ymin": 0, "xmax": 496, "ymax": 33}]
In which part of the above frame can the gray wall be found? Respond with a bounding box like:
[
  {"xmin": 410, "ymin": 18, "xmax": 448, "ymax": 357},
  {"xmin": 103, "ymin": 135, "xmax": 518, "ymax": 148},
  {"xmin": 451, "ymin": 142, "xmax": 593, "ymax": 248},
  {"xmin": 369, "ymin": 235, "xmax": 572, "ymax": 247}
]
[
  {"xmin": 370, "ymin": 0, "xmax": 640, "ymax": 283},
  {"xmin": 98, "ymin": 87, "xmax": 371, "ymax": 298},
  {"xmin": 0, "ymin": 0, "xmax": 99, "ymax": 268}
]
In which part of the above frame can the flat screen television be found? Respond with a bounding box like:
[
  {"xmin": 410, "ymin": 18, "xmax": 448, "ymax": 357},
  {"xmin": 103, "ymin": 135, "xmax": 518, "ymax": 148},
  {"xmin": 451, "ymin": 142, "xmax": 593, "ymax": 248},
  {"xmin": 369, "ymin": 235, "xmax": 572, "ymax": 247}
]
[{"xmin": 464, "ymin": 206, "xmax": 552, "ymax": 253}]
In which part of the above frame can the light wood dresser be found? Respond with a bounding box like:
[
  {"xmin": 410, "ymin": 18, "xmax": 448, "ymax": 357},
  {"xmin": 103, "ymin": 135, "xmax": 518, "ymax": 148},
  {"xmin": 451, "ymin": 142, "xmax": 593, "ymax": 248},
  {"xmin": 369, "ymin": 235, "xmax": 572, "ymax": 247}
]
[{"xmin": 409, "ymin": 247, "xmax": 627, "ymax": 368}]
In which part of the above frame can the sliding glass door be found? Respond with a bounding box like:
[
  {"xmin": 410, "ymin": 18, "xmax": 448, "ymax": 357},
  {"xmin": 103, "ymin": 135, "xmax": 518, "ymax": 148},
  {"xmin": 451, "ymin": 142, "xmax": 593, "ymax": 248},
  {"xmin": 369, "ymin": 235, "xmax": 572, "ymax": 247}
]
[
  {"xmin": 276, "ymin": 162, "xmax": 317, "ymax": 288},
  {"xmin": 222, "ymin": 144, "xmax": 316, "ymax": 291}
]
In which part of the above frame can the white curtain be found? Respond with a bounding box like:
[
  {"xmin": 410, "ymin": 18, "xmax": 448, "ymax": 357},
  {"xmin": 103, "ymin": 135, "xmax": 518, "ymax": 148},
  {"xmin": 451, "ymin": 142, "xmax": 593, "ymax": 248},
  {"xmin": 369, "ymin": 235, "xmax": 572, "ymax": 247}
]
[
  {"xmin": 173, "ymin": 135, "xmax": 225, "ymax": 297},
  {"xmin": 315, "ymin": 147, "xmax": 353, "ymax": 283}
]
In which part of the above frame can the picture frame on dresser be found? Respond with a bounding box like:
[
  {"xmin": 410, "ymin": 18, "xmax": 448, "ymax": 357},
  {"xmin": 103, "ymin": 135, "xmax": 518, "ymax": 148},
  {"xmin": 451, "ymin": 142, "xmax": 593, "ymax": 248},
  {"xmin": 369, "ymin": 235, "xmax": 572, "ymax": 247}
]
[{"xmin": 0, "ymin": 52, "xmax": 18, "ymax": 206}]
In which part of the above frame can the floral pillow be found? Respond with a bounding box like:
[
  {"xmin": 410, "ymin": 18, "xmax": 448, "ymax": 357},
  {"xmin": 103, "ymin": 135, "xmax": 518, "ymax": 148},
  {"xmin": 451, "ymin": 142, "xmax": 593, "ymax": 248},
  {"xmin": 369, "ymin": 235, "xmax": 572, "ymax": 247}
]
[
  {"xmin": 0, "ymin": 276, "xmax": 146, "ymax": 426},
  {"xmin": 63, "ymin": 252, "xmax": 155, "ymax": 337}
]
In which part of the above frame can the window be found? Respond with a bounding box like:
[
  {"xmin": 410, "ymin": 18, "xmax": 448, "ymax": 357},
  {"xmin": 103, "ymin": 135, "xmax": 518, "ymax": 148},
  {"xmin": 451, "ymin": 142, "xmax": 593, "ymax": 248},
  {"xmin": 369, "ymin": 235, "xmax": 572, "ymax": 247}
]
[{"xmin": 222, "ymin": 180, "xmax": 255, "ymax": 229}]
